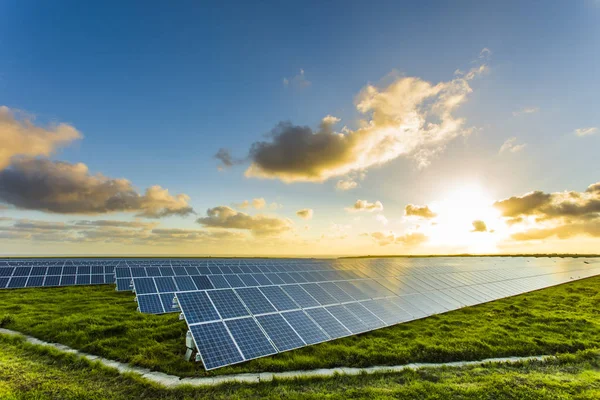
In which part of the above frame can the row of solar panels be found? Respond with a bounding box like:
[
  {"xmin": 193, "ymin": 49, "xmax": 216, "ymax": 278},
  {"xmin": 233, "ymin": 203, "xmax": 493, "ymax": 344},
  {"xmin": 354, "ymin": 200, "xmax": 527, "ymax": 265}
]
[
  {"xmin": 113, "ymin": 259, "xmax": 575, "ymax": 292},
  {"xmin": 175, "ymin": 267, "xmax": 600, "ymax": 369},
  {"xmin": 2, "ymin": 257, "xmax": 596, "ymax": 292},
  {"xmin": 0, "ymin": 264, "xmax": 118, "ymax": 289},
  {"xmin": 130, "ymin": 263, "xmax": 597, "ymax": 314}
]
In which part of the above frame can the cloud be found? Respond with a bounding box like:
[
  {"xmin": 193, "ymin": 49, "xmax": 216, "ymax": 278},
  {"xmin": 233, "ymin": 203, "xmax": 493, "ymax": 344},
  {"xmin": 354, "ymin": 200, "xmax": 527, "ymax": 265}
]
[
  {"xmin": 510, "ymin": 221, "xmax": 600, "ymax": 241},
  {"xmin": 0, "ymin": 158, "xmax": 194, "ymax": 218},
  {"xmin": 336, "ymin": 179, "xmax": 358, "ymax": 191},
  {"xmin": 471, "ymin": 220, "xmax": 487, "ymax": 232},
  {"xmin": 495, "ymin": 181, "xmax": 600, "ymax": 241},
  {"xmin": 0, "ymin": 106, "xmax": 82, "ymax": 170},
  {"xmin": 196, "ymin": 206, "xmax": 292, "ymax": 236},
  {"xmin": 574, "ymin": 127, "xmax": 597, "ymax": 137},
  {"xmin": 215, "ymin": 148, "xmax": 245, "ymax": 169},
  {"xmin": 0, "ymin": 218, "xmax": 246, "ymax": 245},
  {"xmin": 368, "ymin": 231, "xmax": 428, "ymax": 246},
  {"xmin": 346, "ymin": 200, "xmax": 383, "ymax": 212},
  {"xmin": 375, "ymin": 214, "xmax": 389, "ymax": 225},
  {"xmin": 494, "ymin": 191, "xmax": 553, "ymax": 218},
  {"xmin": 404, "ymin": 204, "xmax": 437, "ymax": 219},
  {"xmin": 234, "ymin": 198, "xmax": 281, "ymax": 210},
  {"xmin": 232, "ymin": 53, "xmax": 487, "ymax": 183},
  {"xmin": 512, "ymin": 107, "xmax": 539, "ymax": 116},
  {"xmin": 499, "ymin": 137, "xmax": 527, "ymax": 153},
  {"xmin": 283, "ymin": 69, "xmax": 311, "ymax": 89},
  {"xmin": 296, "ymin": 208, "xmax": 313, "ymax": 220},
  {"xmin": 73, "ymin": 220, "xmax": 159, "ymax": 229}
]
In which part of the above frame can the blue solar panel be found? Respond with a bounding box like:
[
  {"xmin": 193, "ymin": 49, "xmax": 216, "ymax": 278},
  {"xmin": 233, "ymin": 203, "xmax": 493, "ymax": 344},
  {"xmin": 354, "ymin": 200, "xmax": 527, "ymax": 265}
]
[
  {"xmin": 259, "ymin": 286, "xmax": 299, "ymax": 311},
  {"xmin": 264, "ymin": 273, "xmax": 285, "ymax": 285},
  {"xmin": 63, "ymin": 266, "xmax": 76, "ymax": 275},
  {"xmin": 239, "ymin": 274, "xmax": 260, "ymax": 287},
  {"xmin": 343, "ymin": 302, "xmax": 385, "ymax": 329},
  {"xmin": 159, "ymin": 266, "xmax": 175, "ymax": 276},
  {"xmin": 116, "ymin": 278, "xmax": 132, "ymax": 291},
  {"xmin": 305, "ymin": 308, "xmax": 351, "ymax": 339},
  {"xmin": 224, "ymin": 274, "xmax": 245, "ymax": 288},
  {"xmin": 325, "ymin": 305, "xmax": 368, "ymax": 334},
  {"xmin": 318, "ymin": 282, "xmax": 354, "ymax": 303},
  {"xmin": 282, "ymin": 310, "xmax": 329, "ymax": 345},
  {"xmin": 159, "ymin": 293, "xmax": 177, "ymax": 312},
  {"xmin": 0, "ymin": 277, "xmax": 8, "ymax": 288},
  {"xmin": 251, "ymin": 273, "xmax": 272, "ymax": 286},
  {"xmin": 177, "ymin": 291, "xmax": 221, "ymax": 324},
  {"xmin": 300, "ymin": 283, "xmax": 338, "ymax": 306},
  {"xmin": 191, "ymin": 275, "xmax": 213, "ymax": 290},
  {"xmin": 225, "ymin": 317, "xmax": 277, "ymax": 360},
  {"xmin": 208, "ymin": 289, "xmax": 249, "ymax": 319},
  {"xmin": 256, "ymin": 313, "xmax": 305, "ymax": 352},
  {"xmin": 190, "ymin": 322, "xmax": 244, "ymax": 370},
  {"xmin": 134, "ymin": 277, "xmax": 158, "ymax": 295},
  {"xmin": 174, "ymin": 276, "xmax": 196, "ymax": 291},
  {"xmin": 76, "ymin": 274, "xmax": 91, "ymax": 285},
  {"xmin": 154, "ymin": 277, "xmax": 177, "ymax": 293},
  {"xmin": 333, "ymin": 281, "xmax": 371, "ymax": 301},
  {"xmin": 208, "ymin": 275, "xmax": 231, "ymax": 289},
  {"xmin": 361, "ymin": 299, "xmax": 412, "ymax": 325},
  {"xmin": 137, "ymin": 294, "xmax": 165, "ymax": 314},
  {"xmin": 25, "ymin": 276, "xmax": 45, "ymax": 287},
  {"xmin": 282, "ymin": 284, "xmax": 320, "ymax": 308},
  {"xmin": 60, "ymin": 275, "xmax": 75, "ymax": 285},
  {"xmin": 235, "ymin": 287, "xmax": 276, "ymax": 315}
]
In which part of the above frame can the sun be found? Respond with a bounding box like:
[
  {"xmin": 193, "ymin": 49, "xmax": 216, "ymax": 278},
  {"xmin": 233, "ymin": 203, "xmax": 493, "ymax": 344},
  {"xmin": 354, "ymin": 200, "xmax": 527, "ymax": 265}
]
[{"xmin": 423, "ymin": 184, "xmax": 505, "ymax": 253}]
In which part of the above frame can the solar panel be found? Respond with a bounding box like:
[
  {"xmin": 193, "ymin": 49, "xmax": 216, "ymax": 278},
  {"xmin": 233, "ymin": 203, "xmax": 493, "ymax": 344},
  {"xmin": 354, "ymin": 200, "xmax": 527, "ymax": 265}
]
[
  {"xmin": 259, "ymin": 286, "xmax": 299, "ymax": 311},
  {"xmin": 282, "ymin": 310, "xmax": 330, "ymax": 345},
  {"xmin": 255, "ymin": 313, "xmax": 305, "ymax": 351},
  {"xmin": 235, "ymin": 287, "xmax": 277, "ymax": 315},
  {"xmin": 282, "ymin": 284, "xmax": 320, "ymax": 308},
  {"xmin": 137, "ymin": 294, "xmax": 164, "ymax": 314},
  {"xmin": 207, "ymin": 289, "xmax": 249, "ymax": 319},
  {"xmin": 176, "ymin": 291, "xmax": 220, "ymax": 324},
  {"xmin": 305, "ymin": 308, "xmax": 351, "ymax": 339},
  {"xmin": 225, "ymin": 317, "xmax": 277, "ymax": 360},
  {"xmin": 325, "ymin": 305, "xmax": 368, "ymax": 334},
  {"xmin": 189, "ymin": 322, "xmax": 244, "ymax": 370}
]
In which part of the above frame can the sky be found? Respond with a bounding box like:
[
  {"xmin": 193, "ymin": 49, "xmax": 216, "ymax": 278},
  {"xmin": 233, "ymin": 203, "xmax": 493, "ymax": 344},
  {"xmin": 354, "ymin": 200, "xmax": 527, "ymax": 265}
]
[{"xmin": 0, "ymin": 0, "xmax": 599, "ymax": 256}]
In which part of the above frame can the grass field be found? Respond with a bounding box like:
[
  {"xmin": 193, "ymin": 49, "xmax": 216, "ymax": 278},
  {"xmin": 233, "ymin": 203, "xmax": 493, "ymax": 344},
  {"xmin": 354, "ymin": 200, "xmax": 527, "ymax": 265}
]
[
  {"xmin": 1, "ymin": 274, "xmax": 599, "ymax": 377},
  {"xmin": 1, "ymin": 333, "xmax": 599, "ymax": 399}
]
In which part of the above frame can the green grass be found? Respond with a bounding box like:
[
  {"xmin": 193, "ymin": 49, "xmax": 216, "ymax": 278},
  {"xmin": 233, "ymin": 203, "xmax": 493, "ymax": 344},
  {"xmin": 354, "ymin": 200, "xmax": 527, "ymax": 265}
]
[
  {"xmin": 0, "ymin": 276, "xmax": 599, "ymax": 377},
  {"xmin": 1, "ymin": 332, "xmax": 599, "ymax": 399}
]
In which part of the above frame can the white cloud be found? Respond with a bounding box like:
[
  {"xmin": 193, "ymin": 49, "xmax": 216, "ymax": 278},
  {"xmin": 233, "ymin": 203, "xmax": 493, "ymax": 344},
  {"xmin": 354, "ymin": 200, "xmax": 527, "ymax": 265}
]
[
  {"xmin": 499, "ymin": 137, "xmax": 527, "ymax": 153},
  {"xmin": 375, "ymin": 214, "xmax": 389, "ymax": 225},
  {"xmin": 336, "ymin": 179, "xmax": 358, "ymax": 191},
  {"xmin": 296, "ymin": 208, "xmax": 313, "ymax": 220},
  {"xmin": 574, "ymin": 127, "xmax": 597, "ymax": 137},
  {"xmin": 346, "ymin": 200, "xmax": 383, "ymax": 212},
  {"xmin": 0, "ymin": 106, "xmax": 82, "ymax": 170},
  {"xmin": 283, "ymin": 69, "xmax": 311, "ymax": 89},
  {"xmin": 237, "ymin": 51, "xmax": 489, "ymax": 183}
]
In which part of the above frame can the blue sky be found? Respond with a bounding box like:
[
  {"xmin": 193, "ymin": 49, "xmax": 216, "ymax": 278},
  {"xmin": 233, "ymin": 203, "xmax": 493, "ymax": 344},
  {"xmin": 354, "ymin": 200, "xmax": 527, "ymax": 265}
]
[{"xmin": 0, "ymin": 1, "xmax": 599, "ymax": 255}]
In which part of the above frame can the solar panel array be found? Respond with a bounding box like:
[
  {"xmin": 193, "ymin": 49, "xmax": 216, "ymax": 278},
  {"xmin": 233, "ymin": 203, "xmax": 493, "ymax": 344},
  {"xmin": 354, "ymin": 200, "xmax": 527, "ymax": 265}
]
[
  {"xmin": 0, "ymin": 259, "xmax": 121, "ymax": 289},
  {"xmin": 171, "ymin": 259, "xmax": 600, "ymax": 369},
  {"xmin": 2, "ymin": 256, "xmax": 599, "ymax": 370}
]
